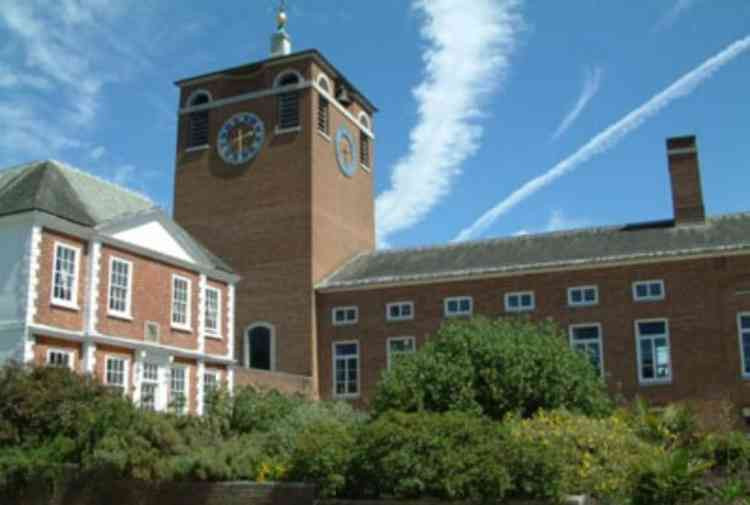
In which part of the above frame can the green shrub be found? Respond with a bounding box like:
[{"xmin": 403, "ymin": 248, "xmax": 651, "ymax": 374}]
[
  {"xmin": 506, "ymin": 409, "xmax": 660, "ymax": 500},
  {"xmin": 622, "ymin": 398, "xmax": 701, "ymax": 449},
  {"xmin": 695, "ymin": 431, "xmax": 750, "ymax": 474},
  {"xmin": 350, "ymin": 411, "xmax": 512, "ymax": 501},
  {"xmin": 374, "ymin": 317, "xmax": 612, "ymax": 420},
  {"xmin": 286, "ymin": 417, "xmax": 359, "ymax": 497},
  {"xmin": 631, "ymin": 449, "xmax": 711, "ymax": 505},
  {"xmin": 228, "ymin": 387, "xmax": 305, "ymax": 434}
]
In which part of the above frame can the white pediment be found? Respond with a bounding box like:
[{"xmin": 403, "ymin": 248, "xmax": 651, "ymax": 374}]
[{"xmin": 110, "ymin": 220, "xmax": 195, "ymax": 263}]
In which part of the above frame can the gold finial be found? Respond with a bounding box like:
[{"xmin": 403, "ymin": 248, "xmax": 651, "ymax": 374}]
[{"xmin": 276, "ymin": 1, "xmax": 288, "ymax": 31}]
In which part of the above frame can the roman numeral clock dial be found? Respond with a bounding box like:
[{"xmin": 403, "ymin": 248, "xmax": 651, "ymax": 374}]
[{"xmin": 217, "ymin": 112, "xmax": 265, "ymax": 165}]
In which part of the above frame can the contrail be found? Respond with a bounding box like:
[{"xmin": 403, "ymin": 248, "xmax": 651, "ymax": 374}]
[
  {"xmin": 551, "ymin": 66, "xmax": 603, "ymax": 140},
  {"xmin": 454, "ymin": 35, "xmax": 750, "ymax": 243}
]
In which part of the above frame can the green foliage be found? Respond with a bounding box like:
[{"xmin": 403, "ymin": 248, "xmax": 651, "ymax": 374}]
[
  {"xmin": 695, "ymin": 431, "xmax": 750, "ymax": 474},
  {"xmin": 374, "ymin": 316, "xmax": 612, "ymax": 420},
  {"xmin": 631, "ymin": 449, "xmax": 712, "ymax": 505},
  {"xmin": 706, "ymin": 477, "xmax": 750, "ymax": 505},
  {"xmin": 228, "ymin": 387, "xmax": 305, "ymax": 434},
  {"xmin": 350, "ymin": 411, "xmax": 512, "ymax": 501},
  {"xmin": 506, "ymin": 409, "xmax": 661, "ymax": 500},
  {"xmin": 622, "ymin": 397, "xmax": 701, "ymax": 449}
]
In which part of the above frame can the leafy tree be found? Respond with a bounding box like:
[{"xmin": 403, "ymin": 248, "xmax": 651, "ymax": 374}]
[{"xmin": 374, "ymin": 316, "xmax": 612, "ymax": 419}]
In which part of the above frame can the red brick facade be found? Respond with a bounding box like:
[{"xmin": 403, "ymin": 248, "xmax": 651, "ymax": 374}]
[
  {"xmin": 317, "ymin": 254, "xmax": 750, "ymax": 409},
  {"xmin": 27, "ymin": 227, "xmax": 235, "ymax": 415},
  {"xmin": 173, "ymin": 52, "xmax": 375, "ymax": 390}
]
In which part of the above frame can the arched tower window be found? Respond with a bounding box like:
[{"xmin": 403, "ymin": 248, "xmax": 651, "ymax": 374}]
[
  {"xmin": 274, "ymin": 70, "xmax": 302, "ymax": 130},
  {"xmin": 358, "ymin": 113, "xmax": 371, "ymax": 169},
  {"xmin": 245, "ymin": 323, "xmax": 275, "ymax": 371},
  {"xmin": 317, "ymin": 75, "xmax": 330, "ymax": 135},
  {"xmin": 187, "ymin": 90, "xmax": 211, "ymax": 147}
]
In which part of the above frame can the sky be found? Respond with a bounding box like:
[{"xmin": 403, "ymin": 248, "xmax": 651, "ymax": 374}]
[{"xmin": 0, "ymin": 0, "xmax": 748, "ymax": 250}]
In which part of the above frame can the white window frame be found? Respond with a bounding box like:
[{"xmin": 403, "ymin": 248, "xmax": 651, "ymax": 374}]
[
  {"xmin": 107, "ymin": 257, "xmax": 133, "ymax": 319},
  {"xmin": 632, "ymin": 279, "xmax": 666, "ymax": 302},
  {"xmin": 51, "ymin": 242, "xmax": 81, "ymax": 309},
  {"xmin": 204, "ymin": 286, "xmax": 222, "ymax": 339},
  {"xmin": 332, "ymin": 306, "xmax": 359, "ymax": 326},
  {"xmin": 46, "ymin": 348, "xmax": 74, "ymax": 370},
  {"xmin": 568, "ymin": 323, "xmax": 604, "ymax": 376},
  {"xmin": 504, "ymin": 291, "xmax": 535, "ymax": 312},
  {"xmin": 104, "ymin": 355, "xmax": 130, "ymax": 396},
  {"xmin": 169, "ymin": 365, "xmax": 190, "ymax": 415},
  {"xmin": 140, "ymin": 362, "xmax": 160, "ymax": 411},
  {"xmin": 444, "ymin": 296, "xmax": 473, "ymax": 317},
  {"xmin": 202, "ymin": 369, "xmax": 222, "ymax": 413},
  {"xmin": 171, "ymin": 274, "xmax": 192, "ymax": 331},
  {"xmin": 635, "ymin": 318, "xmax": 672, "ymax": 385},
  {"xmin": 567, "ymin": 285, "xmax": 599, "ymax": 307},
  {"xmin": 737, "ymin": 312, "xmax": 750, "ymax": 379},
  {"xmin": 387, "ymin": 336, "xmax": 416, "ymax": 369},
  {"xmin": 386, "ymin": 301, "xmax": 415, "ymax": 322},
  {"xmin": 332, "ymin": 340, "xmax": 360, "ymax": 399}
]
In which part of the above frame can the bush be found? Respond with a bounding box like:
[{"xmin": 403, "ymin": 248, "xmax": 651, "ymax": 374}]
[
  {"xmin": 228, "ymin": 387, "xmax": 305, "ymax": 434},
  {"xmin": 621, "ymin": 398, "xmax": 701, "ymax": 449},
  {"xmin": 506, "ymin": 409, "xmax": 661, "ymax": 500},
  {"xmin": 631, "ymin": 449, "xmax": 711, "ymax": 505},
  {"xmin": 350, "ymin": 411, "xmax": 512, "ymax": 501},
  {"xmin": 374, "ymin": 316, "xmax": 612, "ymax": 420}
]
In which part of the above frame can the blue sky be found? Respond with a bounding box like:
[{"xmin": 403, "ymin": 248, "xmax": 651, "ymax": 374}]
[{"xmin": 0, "ymin": 0, "xmax": 748, "ymax": 249}]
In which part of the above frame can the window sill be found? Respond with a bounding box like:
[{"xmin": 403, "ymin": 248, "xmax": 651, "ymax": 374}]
[
  {"xmin": 51, "ymin": 300, "xmax": 80, "ymax": 311},
  {"xmin": 108, "ymin": 312, "xmax": 133, "ymax": 322},
  {"xmin": 444, "ymin": 313, "xmax": 472, "ymax": 318},
  {"xmin": 505, "ymin": 308, "xmax": 535, "ymax": 313},
  {"xmin": 333, "ymin": 393, "xmax": 360, "ymax": 400},
  {"xmin": 568, "ymin": 303, "xmax": 599, "ymax": 308},
  {"xmin": 638, "ymin": 379, "xmax": 672, "ymax": 387},
  {"xmin": 185, "ymin": 144, "xmax": 210, "ymax": 153},
  {"xmin": 317, "ymin": 130, "xmax": 331, "ymax": 142},
  {"xmin": 171, "ymin": 324, "xmax": 193, "ymax": 334},
  {"xmin": 204, "ymin": 333, "xmax": 223, "ymax": 340},
  {"xmin": 332, "ymin": 321, "xmax": 358, "ymax": 327},
  {"xmin": 633, "ymin": 298, "xmax": 665, "ymax": 303},
  {"xmin": 386, "ymin": 318, "xmax": 414, "ymax": 323},
  {"xmin": 276, "ymin": 126, "xmax": 302, "ymax": 135}
]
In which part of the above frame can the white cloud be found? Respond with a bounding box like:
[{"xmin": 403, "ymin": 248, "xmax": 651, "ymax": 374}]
[
  {"xmin": 512, "ymin": 209, "xmax": 590, "ymax": 236},
  {"xmin": 374, "ymin": 0, "xmax": 523, "ymax": 247},
  {"xmin": 551, "ymin": 66, "xmax": 602, "ymax": 140},
  {"xmin": 89, "ymin": 146, "xmax": 107, "ymax": 161},
  {"xmin": 655, "ymin": 0, "xmax": 697, "ymax": 31},
  {"xmin": 454, "ymin": 35, "xmax": 750, "ymax": 243}
]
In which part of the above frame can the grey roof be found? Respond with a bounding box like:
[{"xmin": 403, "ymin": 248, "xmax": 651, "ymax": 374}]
[
  {"xmin": 0, "ymin": 160, "xmax": 233, "ymax": 273},
  {"xmin": 318, "ymin": 213, "xmax": 750, "ymax": 289}
]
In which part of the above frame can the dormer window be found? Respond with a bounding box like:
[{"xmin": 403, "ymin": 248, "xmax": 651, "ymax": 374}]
[
  {"xmin": 186, "ymin": 91, "xmax": 211, "ymax": 148},
  {"xmin": 275, "ymin": 70, "xmax": 302, "ymax": 131}
]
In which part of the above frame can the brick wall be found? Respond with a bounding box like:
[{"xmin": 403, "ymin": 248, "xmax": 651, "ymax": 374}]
[
  {"xmin": 235, "ymin": 367, "xmax": 316, "ymax": 398},
  {"xmin": 317, "ymin": 254, "xmax": 750, "ymax": 412},
  {"xmin": 35, "ymin": 230, "xmax": 88, "ymax": 332},
  {"xmin": 9, "ymin": 476, "xmax": 316, "ymax": 505}
]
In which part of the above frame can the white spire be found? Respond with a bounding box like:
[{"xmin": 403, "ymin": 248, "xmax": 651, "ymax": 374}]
[{"xmin": 270, "ymin": 1, "xmax": 292, "ymax": 57}]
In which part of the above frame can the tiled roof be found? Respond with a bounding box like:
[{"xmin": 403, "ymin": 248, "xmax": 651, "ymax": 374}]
[
  {"xmin": 0, "ymin": 160, "xmax": 233, "ymax": 273},
  {"xmin": 318, "ymin": 213, "xmax": 750, "ymax": 289}
]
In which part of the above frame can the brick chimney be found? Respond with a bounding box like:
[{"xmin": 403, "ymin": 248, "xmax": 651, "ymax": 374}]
[{"xmin": 667, "ymin": 135, "xmax": 705, "ymax": 225}]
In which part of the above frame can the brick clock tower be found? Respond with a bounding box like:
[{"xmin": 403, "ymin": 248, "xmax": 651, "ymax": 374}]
[{"xmin": 172, "ymin": 6, "xmax": 376, "ymax": 392}]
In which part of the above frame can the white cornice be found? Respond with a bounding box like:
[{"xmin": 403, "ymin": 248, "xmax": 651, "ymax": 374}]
[
  {"xmin": 28, "ymin": 323, "xmax": 237, "ymax": 366},
  {"xmin": 29, "ymin": 212, "xmax": 239, "ymax": 284},
  {"xmin": 178, "ymin": 81, "xmax": 312, "ymax": 115}
]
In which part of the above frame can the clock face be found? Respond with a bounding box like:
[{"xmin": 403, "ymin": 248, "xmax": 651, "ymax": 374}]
[
  {"xmin": 217, "ymin": 113, "xmax": 265, "ymax": 165},
  {"xmin": 335, "ymin": 127, "xmax": 357, "ymax": 177}
]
